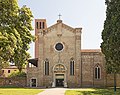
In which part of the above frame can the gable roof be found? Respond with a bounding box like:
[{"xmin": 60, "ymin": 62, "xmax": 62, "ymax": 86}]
[{"xmin": 47, "ymin": 20, "xmax": 75, "ymax": 32}]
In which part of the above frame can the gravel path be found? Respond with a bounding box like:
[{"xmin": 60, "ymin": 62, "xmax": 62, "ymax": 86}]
[{"xmin": 37, "ymin": 88, "xmax": 67, "ymax": 95}]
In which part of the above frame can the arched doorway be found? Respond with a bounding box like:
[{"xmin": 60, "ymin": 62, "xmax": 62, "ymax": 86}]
[{"xmin": 52, "ymin": 64, "xmax": 67, "ymax": 87}]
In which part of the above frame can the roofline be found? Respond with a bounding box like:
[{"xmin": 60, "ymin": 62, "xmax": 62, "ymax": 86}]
[{"xmin": 81, "ymin": 49, "xmax": 101, "ymax": 53}]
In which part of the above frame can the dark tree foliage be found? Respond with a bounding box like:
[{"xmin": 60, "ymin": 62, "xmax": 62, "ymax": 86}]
[{"xmin": 101, "ymin": 0, "xmax": 120, "ymax": 74}]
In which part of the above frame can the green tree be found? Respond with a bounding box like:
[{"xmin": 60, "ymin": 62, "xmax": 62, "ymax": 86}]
[
  {"xmin": 0, "ymin": 0, "xmax": 34, "ymax": 72},
  {"xmin": 101, "ymin": 0, "xmax": 120, "ymax": 92},
  {"xmin": 9, "ymin": 71, "xmax": 26, "ymax": 78},
  {"xmin": 12, "ymin": 5, "xmax": 34, "ymax": 72}
]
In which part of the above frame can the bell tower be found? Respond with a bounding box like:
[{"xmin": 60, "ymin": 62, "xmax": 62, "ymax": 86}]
[{"xmin": 35, "ymin": 19, "xmax": 47, "ymax": 58}]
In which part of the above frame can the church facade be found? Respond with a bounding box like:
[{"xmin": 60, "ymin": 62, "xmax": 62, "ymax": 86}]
[{"xmin": 27, "ymin": 19, "xmax": 119, "ymax": 88}]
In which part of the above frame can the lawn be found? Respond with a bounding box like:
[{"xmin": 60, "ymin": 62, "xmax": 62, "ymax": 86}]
[
  {"xmin": 65, "ymin": 88, "xmax": 120, "ymax": 95},
  {"xmin": 0, "ymin": 88, "xmax": 43, "ymax": 95}
]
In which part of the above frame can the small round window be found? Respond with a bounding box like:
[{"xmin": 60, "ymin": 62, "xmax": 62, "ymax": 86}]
[{"xmin": 55, "ymin": 43, "xmax": 63, "ymax": 51}]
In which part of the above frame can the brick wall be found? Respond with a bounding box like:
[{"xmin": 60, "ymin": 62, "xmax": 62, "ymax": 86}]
[
  {"xmin": 106, "ymin": 74, "xmax": 120, "ymax": 87},
  {"xmin": 0, "ymin": 77, "xmax": 27, "ymax": 87}
]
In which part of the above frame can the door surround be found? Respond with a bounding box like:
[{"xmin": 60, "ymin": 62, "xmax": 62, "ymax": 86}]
[
  {"xmin": 30, "ymin": 77, "xmax": 37, "ymax": 87},
  {"xmin": 52, "ymin": 63, "xmax": 67, "ymax": 87}
]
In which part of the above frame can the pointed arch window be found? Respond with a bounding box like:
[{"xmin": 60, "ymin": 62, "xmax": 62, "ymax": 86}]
[
  {"xmin": 70, "ymin": 58, "xmax": 74, "ymax": 75},
  {"xmin": 39, "ymin": 22, "xmax": 42, "ymax": 29},
  {"xmin": 95, "ymin": 66, "xmax": 101, "ymax": 79},
  {"xmin": 42, "ymin": 22, "xmax": 45, "ymax": 29},
  {"xmin": 44, "ymin": 59, "xmax": 49, "ymax": 75},
  {"xmin": 36, "ymin": 22, "xmax": 38, "ymax": 29}
]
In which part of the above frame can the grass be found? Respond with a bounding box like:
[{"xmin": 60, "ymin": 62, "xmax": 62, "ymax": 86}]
[
  {"xmin": 0, "ymin": 88, "xmax": 43, "ymax": 95},
  {"xmin": 65, "ymin": 88, "xmax": 120, "ymax": 95}
]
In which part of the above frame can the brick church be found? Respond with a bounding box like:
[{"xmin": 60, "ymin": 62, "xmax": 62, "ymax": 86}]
[{"xmin": 27, "ymin": 19, "xmax": 120, "ymax": 88}]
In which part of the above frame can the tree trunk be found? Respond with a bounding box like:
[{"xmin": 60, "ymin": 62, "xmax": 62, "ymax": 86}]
[
  {"xmin": 18, "ymin": 66, "xmax": 22, "ymax": 72},
  {"xmin": 114, "ymin": 73, "xmax": 116, "ymax": 95},
  {"xmin": 17, "ymin": 64, "xmax": 22, "ymax": 72}
]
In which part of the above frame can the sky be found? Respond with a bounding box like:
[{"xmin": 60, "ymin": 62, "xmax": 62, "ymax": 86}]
[{"xmin": 18, "ymin": 0, "xmax": 106, "ymax": 58}]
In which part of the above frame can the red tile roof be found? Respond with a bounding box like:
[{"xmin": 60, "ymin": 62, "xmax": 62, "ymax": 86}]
[{"xmin": 81, "ymin": 49, "xmax": 101, "ymax": 53}]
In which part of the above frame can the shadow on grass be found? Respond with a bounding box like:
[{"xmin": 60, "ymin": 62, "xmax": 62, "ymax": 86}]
[
  {"xmin": 0, "ymin": 85, "xmax": 21, "ymax": 88},
  {"xmin": 76, "ymin": 88, "xmax": 120, "ymax": 95}
]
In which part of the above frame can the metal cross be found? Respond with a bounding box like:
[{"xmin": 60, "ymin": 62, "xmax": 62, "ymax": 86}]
[{"xmin": 58, "ymin": 14, "xmax": 62, "ymax": 20}]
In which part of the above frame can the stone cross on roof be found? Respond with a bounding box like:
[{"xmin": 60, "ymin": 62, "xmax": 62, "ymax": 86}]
[{"xmin": 58, "ymin": 13, "xmax": 62, "ymax": 20}]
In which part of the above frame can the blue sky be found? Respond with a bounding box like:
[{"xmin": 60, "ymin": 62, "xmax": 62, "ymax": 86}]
[{"xmin": 18, "ymin": 0, "xmax": 106, "ymax": 58}]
